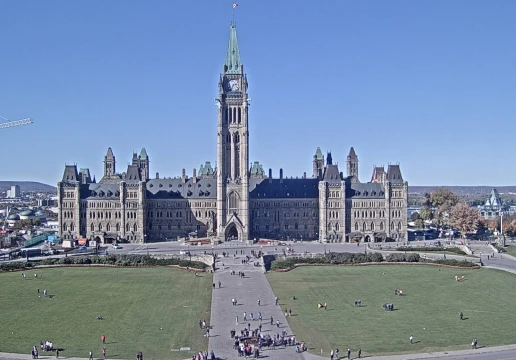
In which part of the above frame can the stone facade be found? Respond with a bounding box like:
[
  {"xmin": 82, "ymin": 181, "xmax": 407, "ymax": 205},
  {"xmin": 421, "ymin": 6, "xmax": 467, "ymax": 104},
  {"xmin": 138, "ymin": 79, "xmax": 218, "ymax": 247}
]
[{"xmin": 57, "ymin": 22, "xmax": 408, "ymax": 244}]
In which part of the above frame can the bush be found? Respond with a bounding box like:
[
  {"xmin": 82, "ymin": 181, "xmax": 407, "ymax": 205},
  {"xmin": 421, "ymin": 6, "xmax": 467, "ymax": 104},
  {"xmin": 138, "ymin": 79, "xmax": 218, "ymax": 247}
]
[
  {"xmin": 385, "ymin": 253, "xmax": 420, "ymax": 262},
  {"xmin": 0, "ymin": 262, "xmax": 33, "ymax": 272},
  {"xmin": 270, "ymin": 252, "xmax": 384, "ymax": 270},
  {"xmin": 396, "ymin": 246, "xmax": 466, "ymax": 255},
  {"xmin": 12, "ymin": 254, "xmax": 207, "ymax": 270},
  {"xmin": 421, "ymin": 258, "xmax": 478, "ymax": 267}
]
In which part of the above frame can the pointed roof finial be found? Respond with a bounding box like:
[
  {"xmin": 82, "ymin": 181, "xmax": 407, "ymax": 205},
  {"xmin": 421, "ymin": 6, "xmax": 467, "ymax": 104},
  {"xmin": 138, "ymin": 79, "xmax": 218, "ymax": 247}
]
[
  {"xmin": 348, "ymin": 147, "xmax": 357, "ymax": 158},
  {"xmin": 106, "ymin": 147, "xmax": 114, "ymax": 158},
  {"xmin": 224, "ymin": 22, "xmax": 242, "ymax": 74},
  {"xmin": 140, "ymin": 147, "xmax": 148, "ymax": 160},
  {"xmin": 315, "ymin": 147, "xmax": 323, "ymax": 160}
]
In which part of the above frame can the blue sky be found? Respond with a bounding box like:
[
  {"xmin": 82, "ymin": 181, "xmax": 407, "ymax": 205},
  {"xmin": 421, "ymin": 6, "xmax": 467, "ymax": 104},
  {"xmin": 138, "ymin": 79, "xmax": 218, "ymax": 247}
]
[{"xmin": 1, "ymin": 0, "xmax": 515, "ymax": 186}]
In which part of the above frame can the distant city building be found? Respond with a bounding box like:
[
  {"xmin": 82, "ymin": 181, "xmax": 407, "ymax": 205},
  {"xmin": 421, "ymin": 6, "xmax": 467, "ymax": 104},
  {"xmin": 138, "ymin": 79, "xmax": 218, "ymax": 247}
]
[
  {"xmin": 37, "ymin": 199, "xmax": 57, "ymax": 207},
  {"xmin": 57, "ymin": 22, "xmax": 408, "ymax": 244},
  {"xmin": 7, "ymin": 185, "xmax": 20, "ymax": 198},
  {"xmin": 478, "ymin": 188, "xmax": 509, "ymax": 220}
]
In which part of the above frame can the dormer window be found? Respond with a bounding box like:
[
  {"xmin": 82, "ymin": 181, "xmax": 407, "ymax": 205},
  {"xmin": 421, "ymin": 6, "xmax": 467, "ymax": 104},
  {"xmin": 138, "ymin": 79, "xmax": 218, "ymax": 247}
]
[
  {"xmin": 198, "ymin": 184, "xmax": 201, "ymax": 187},
  {"xmin": 188, "ymin": 184, "xmax": 192, "ymax": 188},
  {"xmin": 178, "ymin": 184, "xmax": 182, "ymax": 188},
  {"xmin": 207, "ymin": 183, "xmax": 211, "ymax": 187},
  {"xmin": 149, "ymin": 184, "xmax": 153, "ymax": 188},
  {"xmin": 159, "ymin": 184, "xmax": 163, "ymax": 188},
  {"xmin": 169, "ymin": 184, "xmax": 173, "ymax": 188},
  {"xmin": 187, "ymin": 190, "xmax": 193, "ymax": 196}
]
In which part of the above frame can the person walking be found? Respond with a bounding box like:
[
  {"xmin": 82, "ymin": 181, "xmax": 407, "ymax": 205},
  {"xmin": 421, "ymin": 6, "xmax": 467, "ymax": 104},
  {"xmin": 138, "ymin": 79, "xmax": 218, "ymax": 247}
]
[
  {"xmin": 236, "ymin": 316, "xmax": 239, "ymax": 325},
  {"xmin": 89, "ymin": 351, "xmax": 93, "ymax": 360},
  {"xmin": 55, "ymin": 349, "xmax": 59, "ymax": 358},
  {"xmin": 410, "ymin": 335, "xmax": 414, "ymax": 344},
  {"xmin": 218, "ymin": 281, "xmax": 221, "ymax": 288},
  {"xmin": 101, "ymin": 334, "xmax": 106, "ymax": 343},
  {"xmin": 330, "ymin": 349, "xmax": 334, "ymax": 360},
  {"xmin": 257, "ymin": 299, "xmax": 261, "ymax": 306},
  {"xmin": 459, "ymin": 311, "xmax": 463, "ymax": 320},
  {"xmin": 358, "ymin": 348, "xmax": 362, "ymax": 358},
  {"xmin": 347, "ymin": 348, "xmax": 351, "ymax": 359},
  {"xmin": 102, "ymin": 347, "xmax": 106, "ymax": 358}
]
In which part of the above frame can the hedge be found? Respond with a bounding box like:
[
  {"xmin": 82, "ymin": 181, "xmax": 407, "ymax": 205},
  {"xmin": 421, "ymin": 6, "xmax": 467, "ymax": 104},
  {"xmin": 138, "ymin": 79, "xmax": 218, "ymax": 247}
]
[
  {"xmin": 0, "ymin": 254, "xmax": 206, "ymax": 272},
  {"xmin": 270, "ymin": 251, "xmax": 479, "ymax": 271},
  {"xmin": 396, "ymin": 246, "xmax": 467, "ymax": 255}
]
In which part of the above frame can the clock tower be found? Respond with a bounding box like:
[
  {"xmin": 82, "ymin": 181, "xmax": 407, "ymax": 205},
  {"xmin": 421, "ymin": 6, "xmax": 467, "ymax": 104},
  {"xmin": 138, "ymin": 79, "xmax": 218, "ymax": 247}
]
[{"xmin": 216, "ymin": 22, "xmax": 250, "ymax": 242}]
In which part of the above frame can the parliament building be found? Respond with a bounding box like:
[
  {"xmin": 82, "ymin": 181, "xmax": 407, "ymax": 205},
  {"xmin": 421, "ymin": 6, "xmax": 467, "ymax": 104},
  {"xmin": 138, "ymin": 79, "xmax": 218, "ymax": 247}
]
[{"xmin": 57, "ymin": 23, "xmax": 408, "ymax": 244}]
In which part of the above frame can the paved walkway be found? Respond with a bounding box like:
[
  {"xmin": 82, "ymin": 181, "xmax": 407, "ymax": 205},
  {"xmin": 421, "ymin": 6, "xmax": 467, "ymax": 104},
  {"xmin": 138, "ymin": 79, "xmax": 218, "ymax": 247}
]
[{"xmin": 208, "ymin": 250, "xmax": 305, "ymax": 360}]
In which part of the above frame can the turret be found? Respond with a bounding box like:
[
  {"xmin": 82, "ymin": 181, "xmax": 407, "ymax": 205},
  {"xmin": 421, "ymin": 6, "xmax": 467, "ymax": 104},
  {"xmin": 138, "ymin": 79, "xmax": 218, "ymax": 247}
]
[
  {"xmin": 346, "ymin": 147, "xmax": 358, "ymax": 181},
  {"xmin": 104, "ymin": 148, "xmax": 115, "ymax": 177}
]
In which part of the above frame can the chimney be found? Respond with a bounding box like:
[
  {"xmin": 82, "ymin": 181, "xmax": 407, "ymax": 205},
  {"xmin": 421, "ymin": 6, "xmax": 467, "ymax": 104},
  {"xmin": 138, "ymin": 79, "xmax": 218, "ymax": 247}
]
[
  {"xmin": 269, "ymin": 168, "xmax": 272, "ymax": 183},
  {"xmin": 156, "ymin": 172, "xmax": 159, "ymax": 179},
  {"xmin": 193, "ymin": 168, "xmax": 197, "ymax": 183},
  {"xmin": 340, "ymin": 172, "xmax": 343, "ymax": 179},
  {"xmin": 181, "ymin": 168, "xmax": 186, "ymax": 183},
  {"xmin": 280, "ymin": 168, "xmax": 283, "ymax": 183},
  {"xmin": 303, "ymin": 172, "xmax": 306, "ymax": 179}
]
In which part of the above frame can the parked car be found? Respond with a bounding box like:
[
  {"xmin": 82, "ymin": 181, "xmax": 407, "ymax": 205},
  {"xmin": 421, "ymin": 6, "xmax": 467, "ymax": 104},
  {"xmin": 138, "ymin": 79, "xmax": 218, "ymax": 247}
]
[{"xmin": 112, "ymin": 244, "xmax": 120, "ymax": 249}]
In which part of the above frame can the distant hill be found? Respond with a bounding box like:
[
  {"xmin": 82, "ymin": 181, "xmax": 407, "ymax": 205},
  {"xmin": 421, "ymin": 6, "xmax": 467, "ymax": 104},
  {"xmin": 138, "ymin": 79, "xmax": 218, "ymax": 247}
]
[
  {"xmin": 0, "ymin": 181, "xmax": 56, "ymax": 192},
  {"xmin": 409, "ymin": 186, "xmax": 516, "ymax": 196}
]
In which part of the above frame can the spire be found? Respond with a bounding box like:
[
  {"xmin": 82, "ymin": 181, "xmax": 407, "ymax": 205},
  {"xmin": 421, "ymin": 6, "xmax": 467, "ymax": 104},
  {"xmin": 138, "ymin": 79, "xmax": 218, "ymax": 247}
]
[
  {"xmin": 140, "ymin": 147, "xmax": 148, "ymax": 160},
  {"xmin": 224, "ymin": 22, "xmax": 242, "ymax": 74},
  {"xmin": 326, "ymin": 151, "xmax": 333, "ymax": 165},
  {"xmin": 106, "ymin": 147, "xmax": 114, "ymax": 158},
  {"xmin": 314, "ymin": 147, "xmax": 323, "ymax": 160},
  {"xmin": 348, "ymin": 147, "xmax": 357, "ymax": 158}
]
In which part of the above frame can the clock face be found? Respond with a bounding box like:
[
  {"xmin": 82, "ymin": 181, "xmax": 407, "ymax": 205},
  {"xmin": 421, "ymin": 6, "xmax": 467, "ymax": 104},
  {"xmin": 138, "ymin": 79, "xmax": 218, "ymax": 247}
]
[{"xmin": 228, "ymin": 79, "xmax": 240, "ymax": 91}]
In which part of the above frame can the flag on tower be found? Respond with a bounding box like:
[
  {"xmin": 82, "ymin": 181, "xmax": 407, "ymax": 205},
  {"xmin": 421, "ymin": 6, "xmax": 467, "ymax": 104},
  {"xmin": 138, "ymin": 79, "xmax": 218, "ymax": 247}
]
[{"xmin": 233, "ymin": 3, "xmax": 238, "ymax": 8}]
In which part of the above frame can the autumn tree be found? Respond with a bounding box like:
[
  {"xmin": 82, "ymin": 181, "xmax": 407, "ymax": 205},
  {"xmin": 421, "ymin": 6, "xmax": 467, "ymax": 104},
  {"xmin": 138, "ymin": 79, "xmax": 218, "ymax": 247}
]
[
  {"xmin": 424, "ymin": 188, "xmax": 459, "ymax": 228},
  {"xmin": 410, "ymin": 212, "xmax": 425, "ymax": 229},
  {"xmin": 450, "ymin": 203, "xmax": 480, "ymax": 236}
]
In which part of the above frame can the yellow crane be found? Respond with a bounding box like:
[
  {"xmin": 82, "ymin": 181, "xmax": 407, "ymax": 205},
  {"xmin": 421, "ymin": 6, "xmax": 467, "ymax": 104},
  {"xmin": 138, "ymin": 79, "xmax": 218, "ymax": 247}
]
[{"xmin": 0, "ymin": 115, "xmax": 34, "ymax": 130}]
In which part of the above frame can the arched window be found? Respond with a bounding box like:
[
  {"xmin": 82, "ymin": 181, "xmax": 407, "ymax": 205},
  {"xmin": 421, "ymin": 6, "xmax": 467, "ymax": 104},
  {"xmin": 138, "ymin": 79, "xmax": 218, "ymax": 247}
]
[
  {"xmin": 98, "ymin": 223, "xmax": 103, "ymax": 231},
  {"xmin": 380, "ymin": 222, "xmax": 384, "ymax": 231},
  {"xmin": 295, "ymin": 222, "xmax": 298, "ymax": 230},
  {"xmin": 335, "ymin": 223, "xmax": 340, "ymax": 231},
  {"xmin": 371, "ymin": 222, "xmax": 375, "ymax": 231},
  {"xmin": 238, "ymin": 107, "xmax": 241, "ymax": 123},
  {"xmin": 116, "ymin": 223, "xmax": 120, "ymax": 232},
  {"xmin": 63, "ymin": 223, "xmax": 68, "ymax": 231},
  {"xmin": 228, "ymin": 192, "xmax": 238, "ymax": 214},
  {"xmin": 106, "ymin": 223, "xmax": 111, "ymax": 231},
  {"xmin": 398, "ymin": 221, "xmax": 402, "ymax": 230},
  {"xmin": 126, "ymin": 223, "xmax": 130, "ymax": 232},
  {"xmin": 355, "ymin": 222, "xmax": 359, "ymax": 231},
  {"xmin": 391, "ymin": 222, "xmax": 395, "ymax": 230},
  {"xmin": 363, "ymin": 223, "xmax": 366, "ymax": 232},
  {"xmin": 134, "ymin": 224, "xmax": 138, "ymax": 232}
]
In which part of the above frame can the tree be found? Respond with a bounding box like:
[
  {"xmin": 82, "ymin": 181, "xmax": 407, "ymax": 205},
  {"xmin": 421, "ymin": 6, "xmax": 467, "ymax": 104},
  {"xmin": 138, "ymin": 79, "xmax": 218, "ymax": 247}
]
[
  {"xmin": 450, "ymin": 203, "xmax": 480, "ymax": 236},
  {"xmin": 425, "ymin": 188, "xmax": 459, "ymax": 228}
]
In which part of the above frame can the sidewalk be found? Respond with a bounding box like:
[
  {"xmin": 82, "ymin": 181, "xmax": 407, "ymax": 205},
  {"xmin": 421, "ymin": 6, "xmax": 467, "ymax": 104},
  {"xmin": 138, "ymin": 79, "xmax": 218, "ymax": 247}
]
[{"xmin": 208, "ymin": 250, "xmax": 305, "ymax": 359}]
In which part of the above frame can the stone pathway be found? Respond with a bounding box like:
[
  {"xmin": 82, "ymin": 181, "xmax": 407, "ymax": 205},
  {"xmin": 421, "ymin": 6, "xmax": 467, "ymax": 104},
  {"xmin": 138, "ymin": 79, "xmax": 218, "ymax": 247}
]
[{"xmin": 208, "ymin": 250, "xmax": 305, "ymax": 360}]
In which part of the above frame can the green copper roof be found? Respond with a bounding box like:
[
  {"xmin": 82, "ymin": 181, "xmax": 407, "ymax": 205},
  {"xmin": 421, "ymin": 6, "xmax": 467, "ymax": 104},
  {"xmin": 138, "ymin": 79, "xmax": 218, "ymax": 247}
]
[
  {"xmin": 315, "ymin": 147, "xmax": 323, "ymax": 160},
  {"xmin": 140, "ymin": 147, "xmax": 148, "ymax": 160},
  {"xmin": 224, "ymin": 22, "xmax": 242, "ymax": 74}
]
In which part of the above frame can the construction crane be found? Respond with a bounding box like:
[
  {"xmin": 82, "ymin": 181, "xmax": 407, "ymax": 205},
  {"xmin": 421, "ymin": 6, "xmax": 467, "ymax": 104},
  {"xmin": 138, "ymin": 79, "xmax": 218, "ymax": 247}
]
[{"xmin": 0, "ymin": 115, "xmax": 34, "ymax": 130}]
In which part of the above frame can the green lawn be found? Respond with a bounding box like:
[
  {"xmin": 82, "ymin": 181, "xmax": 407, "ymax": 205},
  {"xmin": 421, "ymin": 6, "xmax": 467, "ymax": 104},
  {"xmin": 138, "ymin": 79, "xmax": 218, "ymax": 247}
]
[
  {"xmin": 267, "ymin": 265, "xmax": 516, "ymax": 357},
  {"xmin": 0, "ymin": 267, "xmax": 212, "ymax": 359},
  {"xmin": 505, "ymin": 244, "xmax": 516, "ymax": 256}
]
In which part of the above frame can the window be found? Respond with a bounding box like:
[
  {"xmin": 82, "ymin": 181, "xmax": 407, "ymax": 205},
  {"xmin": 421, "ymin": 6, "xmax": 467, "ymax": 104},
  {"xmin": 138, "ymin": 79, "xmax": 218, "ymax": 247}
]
[
  {"xmin": 228, "ymin": 192, "xmax": 238, "ymax": 214},
  {"xmin": 355, "ymin": 222, "xmax": 359, "ymax": 231}
]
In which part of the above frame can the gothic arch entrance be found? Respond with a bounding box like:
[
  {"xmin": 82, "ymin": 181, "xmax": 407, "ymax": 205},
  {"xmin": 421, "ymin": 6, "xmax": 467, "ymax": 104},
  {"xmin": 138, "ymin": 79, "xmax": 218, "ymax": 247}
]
[
  {"xmin": 94, "ymin": 236, "xmax": 102, "ymax": 244},
  {"xmin": 225, "ymin": 224, "xmax": 240, "ymax": 241},
  {"xmin": 364, "ymin": 235, "xmax": 371, "ymax": 243}
]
